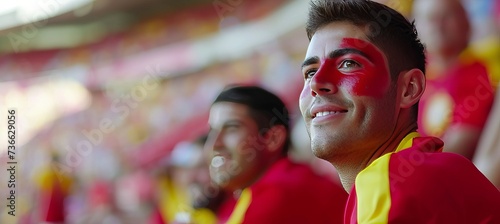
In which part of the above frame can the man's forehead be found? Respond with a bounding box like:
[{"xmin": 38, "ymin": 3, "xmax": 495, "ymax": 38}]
[
  {"xmin": 316, "ymin": 22, "xmax": 369, "ymax": 39},
  {"xmin": 306, "ymin": 22, "xmax": 373, "ymax": 57},
  {"xmin": 209, "ymin": 102, "xmax": 249, "ymax": 124}
]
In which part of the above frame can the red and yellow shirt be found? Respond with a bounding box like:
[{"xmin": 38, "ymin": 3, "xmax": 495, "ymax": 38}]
[
  {"xmin": 345, "ymin": 132, "xmax": 500, "ymax": 223},
  {"xmin": 35, "ymin": 166, "xmax": 73, "ymax": 222},
  {"xmin": 418, "ymin": 52, "xmax": 494, "ymax": 137}
]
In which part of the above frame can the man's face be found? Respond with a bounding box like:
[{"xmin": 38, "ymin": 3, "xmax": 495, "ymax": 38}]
[
  {"xmin": 206, "ymin": 102, "xmax": 266, "ymax": 191},
  {"xmin": 299, "ymin": 22, "xmax": 398, "ymax": 161}
]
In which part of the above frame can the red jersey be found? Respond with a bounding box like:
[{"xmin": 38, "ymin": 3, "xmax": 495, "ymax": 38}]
[
  {"xmin": 418, "ymin": 56, "xmax": 494, "ymax": 137},
  {"xmin": 36, "ymin": 166, "xmax": 73, "ymax": 222},
  {"xmin": 345, "ymin": 132, "xmax": 500, "ymax": 223},
  {"xmin": 225, "ymin": 158, "xmax": 347, "ymax": 224}
]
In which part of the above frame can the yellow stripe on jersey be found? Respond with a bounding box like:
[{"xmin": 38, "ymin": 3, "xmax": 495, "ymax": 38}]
[
  {"xmin": 356, "ymin": 132, "xmax": 419, "ymax": 223},
  {"xmin": 395, "ymin": 132, "xmax": 419, "ymax": 153},
  {"xmin": 227, "ymin": 188, "xmax": 252, "ymax": 224}
]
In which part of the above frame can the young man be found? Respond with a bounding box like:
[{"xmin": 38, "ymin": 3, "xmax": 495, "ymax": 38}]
[
  {"xmin": 206, "ymin": 85, "xmax": 347, "ymax": 223},
  {"xmin": 149, "ymin": 135, "xmax": 232, "ymax": 224},
  {"xmin": 299, "ymin": 0, "xmax": 500, "ymax": 223}
]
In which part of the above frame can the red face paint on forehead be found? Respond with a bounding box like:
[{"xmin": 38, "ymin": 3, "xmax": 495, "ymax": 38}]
[{"xmin": 339, "ymin": 38, "xmax": 386, "ymax": 61}]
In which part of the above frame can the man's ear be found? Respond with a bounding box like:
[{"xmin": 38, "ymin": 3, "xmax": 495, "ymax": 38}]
[
  {"xmin": 398, "ymin": 68, "xmax": 426, "ymax": 109},
  {"xmin": 263, "ymin": 125, "xmax": 287, "ymax": 153}
]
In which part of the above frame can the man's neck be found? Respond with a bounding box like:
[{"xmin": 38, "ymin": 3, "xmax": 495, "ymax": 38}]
[
  {"xmin": 333, "ymin": 123, "xmax": 418, "ymax": 192},
  {"xmin": 236, "ymin": 153, "xmax": 285, "ymax": 193}
]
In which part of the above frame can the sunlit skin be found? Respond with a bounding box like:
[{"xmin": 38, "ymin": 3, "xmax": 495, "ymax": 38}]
[
  {"xmin": 299, "ymin": 22, "xmax": 420, "ymax": 190},
  {"xmin": 414, "ymin": 0, "xmax": 486, "ymax": 160},
  {"xmin": 300, "ymin": 22, "xmax": 396, "ymax": 158}
]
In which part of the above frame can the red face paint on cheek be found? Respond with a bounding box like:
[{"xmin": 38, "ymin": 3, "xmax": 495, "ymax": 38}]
[{"xmin": 339, "ymin": 38, "xmax": 391, "ymax": 97}]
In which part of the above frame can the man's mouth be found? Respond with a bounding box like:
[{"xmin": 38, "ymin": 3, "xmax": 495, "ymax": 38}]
[
  {"xmin": 313, "ymin": 110, "xmax": 348, "ymax": 118},
  {"xmin": 211, "ymin": 155, "xmax": 226, "ymax": 168}
]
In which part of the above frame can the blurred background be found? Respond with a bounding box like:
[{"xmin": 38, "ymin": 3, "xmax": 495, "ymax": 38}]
[{"xmin": 0, "ymin": 0, "xmax": 498, "ymax": 223}]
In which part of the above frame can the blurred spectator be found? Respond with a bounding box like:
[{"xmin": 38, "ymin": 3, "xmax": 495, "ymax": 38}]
[
  {"xmin": 468, "ymin": 0, "xmax": 500, "ymax": 90},
  {"xmin": 79, "ymin": 178, "xmax": 127, "ymax": 224},
  {"xmin": 413, "ymin": 0, "xmax": 495, "ymax": 159},
  {"xmin": 205, "ymin": 85, "xmax": 347, "ymax": 223},
  {"xmin": 150, "ymin": 135, "xmax": 230, "ymax": 224},
  {"xmin": 473, "ymin": 82, "xmax": 500, "ymax": 189},
  {"xmin": 188, "ymin": 135, "xmax": 235, "ymax": 223},
  {"xmin": 34, "ymin": 153, "xmax": 73, "ymax": 224}
]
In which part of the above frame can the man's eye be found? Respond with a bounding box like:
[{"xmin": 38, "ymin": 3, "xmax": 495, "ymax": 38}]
[
  {"xmin": 339, "ymin": 60, "xmax": 361, "ymax": 70},
  {"xmin": 304, "ymin": 69, "xmax": 317, "ymax": 79},
  {"xmin": 225, "ymin": 124, "xmax": 240, "ymax": 132}
]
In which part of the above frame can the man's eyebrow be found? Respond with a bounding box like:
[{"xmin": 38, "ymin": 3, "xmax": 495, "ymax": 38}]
[
  {"xmin": 328, "ymin": 48, "xmax": 370, "ymax": 60},
  {"xmin": 207, "ymin": 120, "xmax": 240, "ymax": 133},
  {"xmin": 301, "ymin": 48, "xmax": 371, "ymax": 69},
  {"xmin": 301, "ymin": 56, "xmax": 320, "ymax": 69},
  {"xmin": 224, "ymin": 120, "xmax": 242, "ymax": 126}
]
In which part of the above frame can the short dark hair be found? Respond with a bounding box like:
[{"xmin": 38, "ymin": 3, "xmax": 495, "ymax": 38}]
[
  {"xmin": 306, "ymin": 0, "xmax": 425, "ymax": 119},
  {"xmin": 213, "ymin": 85, "xmax": 291, "ymax": 154},
  {"xmin": 306, "ymin": 0, "xmax": 426, "ymax": 79}
]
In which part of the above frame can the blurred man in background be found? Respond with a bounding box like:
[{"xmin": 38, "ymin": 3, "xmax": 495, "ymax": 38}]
[
  {"xmin": 149, "ymin": 135, "xmax": 233, "ymax": 224},
  {"xmin": 34, "ymin": 153, "xmax": 73, "ymax": 224},
  {"xmin": 206, "ymin": 85, "xmax": 347, "ymax": 224},
  {"xmin": 413, "ymin": 0, "xmax": 495, "ymax": 160},
  {"xmin": 300, "ymin": 0, "xmax": 500, "ymax": 222},
  {"xmin": 183, "ymin": 135, "xmax": 235, "ymax": 224}
]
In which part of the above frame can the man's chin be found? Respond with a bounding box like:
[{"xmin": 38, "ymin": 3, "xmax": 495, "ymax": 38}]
[
  {"xmin": 311, "ymin": 147, "xmax": 336, "ymax": 162},
  {"xmin": 210, "ymin": 173, "xmax": 232, "ymax": 189},
  {"xmin": 310, "ymin": 138, "xmax": 344, "ymax": 161}
]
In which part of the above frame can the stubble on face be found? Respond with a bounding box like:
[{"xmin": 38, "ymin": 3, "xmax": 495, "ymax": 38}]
[
  {"xmin": 207, "ymin": 102, "xmax": 269, "ymax": 191},
  {"xmin": 300, "ymin": 22, "xmax": 397, "ymax": 163}
]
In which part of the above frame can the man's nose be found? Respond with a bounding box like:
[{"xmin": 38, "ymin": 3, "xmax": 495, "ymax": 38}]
[
  {"xmin": 207, "ymin": 130, "xmax": 224, "ymax": 151},
  {"xmin": 310, "ymin": 65, "xmax": 337, "ymax": 97}
]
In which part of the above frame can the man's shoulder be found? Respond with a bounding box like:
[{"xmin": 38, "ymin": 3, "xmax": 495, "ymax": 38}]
[
  {"xmin": 388, "ymin": 140, "xmax": 500, "ymax": 203},
  {"xmin": 392, "ymin": 137, "xmax": 466, "ymax": 169},
  {"xmin": 251, "ymin": 158, "xmax": 346, "ymax": 200},
  {"xmin": 359, "ymin": 135, "xmax": 497, "ymax": 195},
  {"xmin": 245, "ymin": 158, "xmax": 347, "ymax": 224},
  {"xmin": 256, "ymin": 158, "xmax": 338, "ymax": 189},
  {"xmin": 388, "ymin": 149, "xmax": 500, "ymax": 223},
  {"xmin": 389, "ymin": 137, "xmax": 477, "ymax": 184},
  {"xmin": 353, "ymin": 136, "xmax": 500, "ymax": 223}
]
